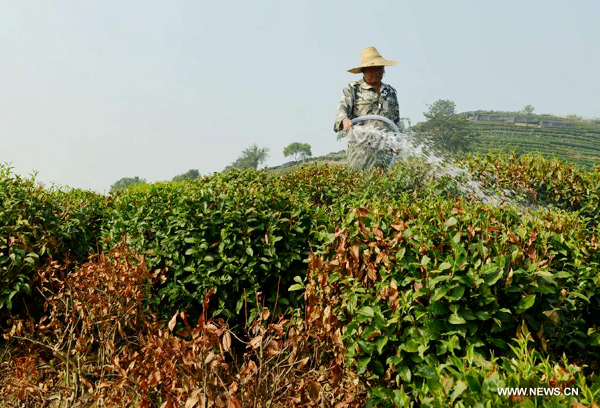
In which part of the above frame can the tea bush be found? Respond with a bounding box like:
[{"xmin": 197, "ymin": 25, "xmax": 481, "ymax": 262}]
[
  {"xmin": 369, "ymin": 334, "xmax": 600, "ymax": 407},
  {"xmin": 1, "ymin": 243, "xmax": 363, "ymax": 407},
  {"xmin": 0, "ymin": 165, "xmax": 106, "ymax": 314},
  {"xmin": 102, "ymin": 168, "xmax": 338, "ymax": 321},
  {"xmin": 84, "ymin": 156, "xmax": 600, "ymax": 330},
  {"xmin": 463, "ymin": 152, "xmax": 600, "ymax": 228},
  {"xmin": 2, "ymin": 154, "xmax": 599, "ymax": 405},
  {"xmin": 304, "ymin": 197, "xmax": 599, "ymax": 401}
]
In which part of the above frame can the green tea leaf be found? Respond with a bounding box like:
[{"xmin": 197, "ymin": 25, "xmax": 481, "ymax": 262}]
[
  {"xmin": 449, "ymin": 314, "xmax": 467, "ymax": 325},
  {"xmin": 358, "ymin": 306, "xmax": 374, "ymax": 318},
  {"xmin": 451, "ymin": 380, "xmax": 468, "ymax": 402},
  {"xmin": 397, "ymin": 365, "xmax": 411, "ymax": 383},
  {"xmin": 445, "ymin": 217, "xmax": 458, "ymax": 228},
  {"xmin": 357, "ymin": 356, "xmax": 370, "ymax": 374},
  {"xmin": 516, "ymin": 294, "xmax": 536, "ymax": 314}
]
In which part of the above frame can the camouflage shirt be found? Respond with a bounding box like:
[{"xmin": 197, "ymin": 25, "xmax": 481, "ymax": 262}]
[{"xmin": 334, "ymin": 78, "xmax": 401, "ymax": 132}]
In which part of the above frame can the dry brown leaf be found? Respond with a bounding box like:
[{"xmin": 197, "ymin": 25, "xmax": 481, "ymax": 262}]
[
  {"xmin": 333, "ymin": 329, "xmax": 344, "ymax": 348},
  {"xmin": 527, "ymin": 245, "xmax": 537, "ymax": 262},
  {"xmin": 367, "ymin": 264, "xmax": 377, "ymax": 281},
  {"xmin": 248, "ymin": 335, "xmax": 263, "ymax": 350},
  {"xmin": 153, "ymin": 369, "xmax": 161, "ymax": 384},
  {"xmin": 168, "ymin": 312, "xmax": 178, "ymax": 332},
  {"xmin": 379, "ymin": 286, "xmax": 389, "ymax": 299},
  {"xmin": 228, "ymin": 381, "xmax": 239, "ymax": 394},
  {"xmin": 288, "ymin": 347, "xmax": 298, "ymax": 365},
  {"xmin": 374, "ymin": 228, "xmax": 383, "ymax": 240},
  {"xmin": 356, "ymin": 207, "xmax": 368, "ymax": 217},
  {"xmin": 323, "ymin": 306, "xmax": 331, "ymax": 322},
  {"xmin": 350, "ymin": 245, "xmax": 359, "ymax": 261},
  {"xmin": 265, "ymin": 340, "xmax": 280, "ymax": 357},
  {"xmin": 328, "ymin": 258, "xmax": 340, "ymax": 266},
  {"xmin": 185, "ymin": 397, "xmax": 199, "ymax": 408},
  {"xmin": 204, "ymin": 351, "xmax": 216, "ymax": 365},
  {"xmin": 391, "ymin": 222, "xmax": 404, "ymax": 231},
  {"xmin": 97, "ymin": 382, "xmax": 112, "ymax": 390},
  {"xmin": 222, "ymin": 331, "xmax": 232, "ymax": 353},
  {"xmin": 508, "ymin": 231, "xmax": 520, "ymax": 244},
  {"xmin": 269, "ymin": 323, "xmax": 284, "ymax": 336},
  {"xmin": 309, "ymin": 307, "xmax": 321, "ymax": 323},
  {"xmin": 227, "ymin": 397, "xmax": 243, "ymax": 408},
  {"xmin": 297, "ymin": 356, "xmax": 310, "ymax": 369},
  {"xmin": 306, "ymin": 379, "xmax": 321, "ymax": 402},
  {"xmin": 240, "ymin": 360, "xmax": 257, "ymax": 379}
]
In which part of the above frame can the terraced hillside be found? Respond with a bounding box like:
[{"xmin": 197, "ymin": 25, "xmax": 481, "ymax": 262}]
[
  {"xmin": 466, "ymin": 118, "xmax": 600, "ymax": 168},
  {"xmin": 274, "ymin": 114, "xmax": 599, "ymax": 171}
]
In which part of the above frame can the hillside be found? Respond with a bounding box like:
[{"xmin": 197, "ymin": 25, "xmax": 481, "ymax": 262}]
[
  {"xmin": 267, "ymin": 150, "xmax": 347, "ymax": 172},
  {"xmin": 268, "ymin": 112, "xmax": 599, "ymax": 172},
  {"xmin": 463, "ymin": 111, "xmax": 600, "ymax": 168}
]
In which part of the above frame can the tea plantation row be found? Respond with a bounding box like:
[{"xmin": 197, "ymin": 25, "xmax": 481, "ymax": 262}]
[
  {"xmin": 1, "ymin": 154, "xmax": 599, "ymax": 404},
  {"xmin": 468, "ymin": 121, "xmax": 600, "ymax": 169}
]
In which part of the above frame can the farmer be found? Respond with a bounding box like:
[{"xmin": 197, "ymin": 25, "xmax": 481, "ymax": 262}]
[{"xmin": 334, "ymin": 46, "xmax": 402, "ymax": 170}]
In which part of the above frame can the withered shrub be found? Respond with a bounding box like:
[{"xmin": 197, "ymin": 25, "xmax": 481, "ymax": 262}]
[{"xmin": 1, "ymin": 241, "xmax": 365, "ymax": 407}]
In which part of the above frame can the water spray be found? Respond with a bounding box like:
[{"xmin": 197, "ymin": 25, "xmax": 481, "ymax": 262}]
[
  {"xmin": 350, "ymin": 115, "xmax": 400, "ymax": 133},
  {"xmin": 340, "ymin": 115, "xmax": 520, "ymax": 207}
]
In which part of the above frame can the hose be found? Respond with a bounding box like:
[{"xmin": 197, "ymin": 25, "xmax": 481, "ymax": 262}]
[{"xmin": 350, "ymin": 115, "xmax": 400, "ymax": 133}]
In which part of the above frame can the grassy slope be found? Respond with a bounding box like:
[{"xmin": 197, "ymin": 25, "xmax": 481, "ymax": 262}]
[
  {"xmin": 270, "ymin": 114, "xmax": 600, "ymax": 172},
  {"xmin": 466, "ymin": 119, "xmax": 600, "ymax": 168},
  {"xmin": 268, "ymin": 150, "xmax": 347, "ymax": 174}
]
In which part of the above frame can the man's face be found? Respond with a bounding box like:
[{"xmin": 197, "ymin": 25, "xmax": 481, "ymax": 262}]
[{"xmin": 362, "ymin": 66, "xmax": 385, "ymax": 84}]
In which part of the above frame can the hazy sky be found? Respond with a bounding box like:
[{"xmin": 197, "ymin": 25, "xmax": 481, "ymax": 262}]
[{"xmin": 2, "ymin": 0, "xmax": 599, "ymax": 192}]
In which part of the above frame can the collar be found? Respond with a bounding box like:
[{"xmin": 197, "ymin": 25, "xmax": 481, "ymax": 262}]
[{"xmin": 359, "ymin": 78, "xmax": 388, "ymax": 92}]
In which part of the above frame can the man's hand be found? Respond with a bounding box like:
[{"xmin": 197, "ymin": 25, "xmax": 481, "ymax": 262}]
[{"xmin": 342, "ymin": 117, "xmax": 353, "ymax": 130}]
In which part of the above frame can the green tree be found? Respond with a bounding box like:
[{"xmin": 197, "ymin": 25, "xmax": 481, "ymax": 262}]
[
  {"xmin": 420, "ymin": 99, "xmax": 476, "ymax": 153},
  {"xmin": 283, "ymin": 142, "xmax": 312, "ymax": 162},
  {"xmin": 426, "ymin": 99, "xmax": 457, "ymax": 118},
  {"xmin": 110, "ymin": 176, "xmax": 146, "ymax": 192},
  {"xmin": 226, "ymin": 144, "xmax": 270, "ymax": 170},
  {"xmin": 172, "ymin": 169, "xmax": 200, "ymax": 181},
  {"xmin": 521, "ymin": 104, "xmax": 535, "ymax": 117}
]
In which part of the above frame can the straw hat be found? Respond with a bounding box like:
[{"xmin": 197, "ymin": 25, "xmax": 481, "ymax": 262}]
[{"xmin": 348, "ymin": 46, "xmax": 398, "ymax": 74}]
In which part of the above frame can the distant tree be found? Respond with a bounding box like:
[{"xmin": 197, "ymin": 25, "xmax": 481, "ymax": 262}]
[
  {"xmin": 172, "ymin": 169, "xmax": 200, "ymax": 181},
  {"xmin": 419, "ymin": 99, "xmax": 476, "ymax": 153},
  {"xmin": 226, "ymin": 144, "xmax": 270, "ymax": 170},
  {"xmin": 283, "ymin": 142, "xmax": 312, "ymax": 162},
  {"xmin": 110, "ymin": 176, "xmax": 146, "ymax": 192},
  {"xmin": 426, "ymin": 99, "xmax": 457, "ymax": 118},
  {"xmin": 521, "ymin": 105, "xmax": 535, "ymax": 117}
]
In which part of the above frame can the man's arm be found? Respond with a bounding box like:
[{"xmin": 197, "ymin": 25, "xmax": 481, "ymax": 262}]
[
  {"xmin": 334, "ymin": 84, "xmax": 354, "ymax": 132},
  {"xmin": 389, "ymin": 87, "xmax": 402, "ymax": 130}
]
